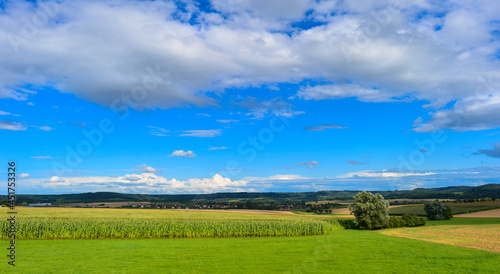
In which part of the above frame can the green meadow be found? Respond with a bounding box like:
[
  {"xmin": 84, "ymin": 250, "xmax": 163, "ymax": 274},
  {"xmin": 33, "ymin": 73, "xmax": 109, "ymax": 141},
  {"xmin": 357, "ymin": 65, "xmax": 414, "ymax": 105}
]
[
  {"xmin": 2, "ymin": 228, "xmax": 499, "ymax": 273},
  {"xmin": 1, "ymin": 208, "xmax": 499, "ymax": 273}
]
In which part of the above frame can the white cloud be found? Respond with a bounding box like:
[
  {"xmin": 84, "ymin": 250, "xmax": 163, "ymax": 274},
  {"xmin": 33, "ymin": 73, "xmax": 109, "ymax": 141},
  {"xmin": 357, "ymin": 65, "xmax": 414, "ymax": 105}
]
[
  {"xmin": 0, "ymin": 120, "xmax": 52, "ymax": 131},
  {"xmin": 136, "ymin": 164, "xmax": 162, "ymax": 174},
  {"xmin": 413, "ymin": 94, "xmax": 500, "ymax": 132},
  {"xmin": 338, "ymin": 170, "xmax": 436, "ymax": 179},
  {"xmin": 0, "ymin": 110, "xmax": 20, "ymax": 116},
  {"xmin": 23, "ymin": 173, "xmax": 248, "ymax": 194},
  {"xmin": 19, "ymin": 173, "xmax": 30, "ymax": 178},
  {"xmin": 47, "ymin": 176, "xmax": 65, "ymax": 183},
  {"xmin": 181, "ymin": 129, "xmax": 222, "ymax": 137},
  {"xmin": 296, "ymin": 84, "xmax": 403, "ymax": 103},
  {"xmin": 169, "ymin": 150, "xmax": 196, "ymax": 158},
  {"xmin": 18, "ymin": 166, "xmax": 500, "ymax": 193},
  {"xmin": 0, "ymin": 120, "xmax": 26, "ymax": 131},
  {"xmin": 244, "ymin": 174, "xmax": 310, "ymax": 181},
  {"xmin": 0, "ymin": 1, "xmax": 499, "ymax": 131}
]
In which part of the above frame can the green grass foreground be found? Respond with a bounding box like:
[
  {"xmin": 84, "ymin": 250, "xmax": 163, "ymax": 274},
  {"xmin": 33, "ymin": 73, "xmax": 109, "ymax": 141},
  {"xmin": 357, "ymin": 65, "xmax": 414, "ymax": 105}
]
[{"xmin": 2, "ymin": 229, "xmax": 499, "ymax": 273}]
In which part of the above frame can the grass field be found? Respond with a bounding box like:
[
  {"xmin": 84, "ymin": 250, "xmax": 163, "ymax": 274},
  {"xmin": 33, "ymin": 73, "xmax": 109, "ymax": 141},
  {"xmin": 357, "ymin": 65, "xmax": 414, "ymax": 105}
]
[
  {"xmin": 388, "ymin": 202, "xmax": 500, "ymax": 216},
  {"xmin": 2, "ymin": 208, "xmax": 499, "ymax": 273},
  {"xmin": 2, "ymin": 229, "xmax": 499, "ymax": 273}
]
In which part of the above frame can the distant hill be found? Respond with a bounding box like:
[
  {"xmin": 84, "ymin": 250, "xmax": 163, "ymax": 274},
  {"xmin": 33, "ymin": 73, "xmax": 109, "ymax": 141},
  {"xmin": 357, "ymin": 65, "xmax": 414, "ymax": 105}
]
[{"xmin": 1, "ymin": 184, "xmax": 499, "ymax": 204}]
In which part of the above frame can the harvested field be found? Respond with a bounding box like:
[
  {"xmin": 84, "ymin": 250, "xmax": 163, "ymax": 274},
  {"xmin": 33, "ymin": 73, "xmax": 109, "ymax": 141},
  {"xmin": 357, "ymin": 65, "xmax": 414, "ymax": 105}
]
[
  {"xmin": 382, "ymin": 224, "xmax": 500, "ymax": 252},
  {"xmin": 456, "ymin": 208, "xmax": 500, "ymax": 218}
]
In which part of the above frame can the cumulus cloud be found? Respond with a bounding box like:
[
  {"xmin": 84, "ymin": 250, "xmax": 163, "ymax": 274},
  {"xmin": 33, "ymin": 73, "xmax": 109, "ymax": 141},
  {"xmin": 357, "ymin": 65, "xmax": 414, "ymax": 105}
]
[
  {"xmin": 136, "ymin": 164, "xmax": 162, "ymax": 174},
  {"xmin": 0, "ymin": 120, "xmax": 26, "ymax": 131},
  {"xmin": 296, "ymin": 161, "xmax": 320, "ymax": 168},
  {"xmin": 181, "ymin": 129, "xmax": 221, "ymax": 137},
  {"xmin": 18, "ymin": 166, "xmax": 500, "ymax": 193},
  {"xmin": 22, "ymin": 173, "xmax": 248, "ymax": 194},
  {"xmin": 169, "ymin": 150, "xmax": 196, "ymax": 158},
  {"xmin": 19, "ymin": 173, "xmax": 30, "ymax": 178},
  {"xmin": 304, "ymin": 124, "xmax": 347, "ymax": 131}
]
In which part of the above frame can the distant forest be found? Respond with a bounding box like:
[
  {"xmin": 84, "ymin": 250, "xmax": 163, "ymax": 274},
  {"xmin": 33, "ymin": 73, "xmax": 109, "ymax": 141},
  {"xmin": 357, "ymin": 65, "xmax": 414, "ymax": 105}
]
[{"xmin": 2, "ymin": 184, "xmax": 499, "ymax": 205}]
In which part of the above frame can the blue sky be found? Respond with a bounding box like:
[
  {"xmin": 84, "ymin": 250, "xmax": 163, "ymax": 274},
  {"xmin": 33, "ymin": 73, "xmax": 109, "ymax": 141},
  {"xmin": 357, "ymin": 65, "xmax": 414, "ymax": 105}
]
[{"xmin": 0, "ymin": 0, "xmax": 499, "ymax": 194}]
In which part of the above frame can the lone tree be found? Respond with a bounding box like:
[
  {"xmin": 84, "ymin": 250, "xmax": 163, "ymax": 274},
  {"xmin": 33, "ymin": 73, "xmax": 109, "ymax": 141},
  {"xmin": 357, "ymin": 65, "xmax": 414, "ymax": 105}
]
[
  {"xmin": 424, "ymin": 200, "xmax": 453, "ymax": 220},
  {"xmin": 349, "ymin": 191, "xmax": 389, "ymax": 230}
]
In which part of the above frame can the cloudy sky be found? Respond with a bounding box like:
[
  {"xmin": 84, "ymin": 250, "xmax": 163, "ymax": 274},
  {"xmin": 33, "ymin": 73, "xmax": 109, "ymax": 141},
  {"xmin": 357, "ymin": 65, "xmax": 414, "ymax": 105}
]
[{"xmin": 1, "ymin": 0, "xmax": 499, "ymax": 194}]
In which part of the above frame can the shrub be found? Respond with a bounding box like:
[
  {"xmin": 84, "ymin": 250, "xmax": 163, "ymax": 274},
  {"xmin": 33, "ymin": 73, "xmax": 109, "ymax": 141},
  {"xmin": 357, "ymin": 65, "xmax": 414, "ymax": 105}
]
[
  {"xmin": 337, "ymin": 218, "xmax": 359, "ymax": 229},
  {"xmin": 387, "ymin": 216, "xmax": 406, "ymax": 228},
  {"xmin": 387, "ymin": 214, "xmax": 425, "ymax": 228},
  {"xmin": 401, "ymin": 214, "xmax": 426, "ymax": 227},
  {"xmin": 349, "ymin": 192, "xmax": 389, "ymax": 230}
]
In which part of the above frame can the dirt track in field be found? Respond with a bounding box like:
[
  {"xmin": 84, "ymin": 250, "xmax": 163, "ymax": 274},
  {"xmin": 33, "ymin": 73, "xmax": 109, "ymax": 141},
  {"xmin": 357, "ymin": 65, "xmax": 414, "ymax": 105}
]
[{"xmin": 455, "ymin": 208, "xmax": 500, "ymax": 218}]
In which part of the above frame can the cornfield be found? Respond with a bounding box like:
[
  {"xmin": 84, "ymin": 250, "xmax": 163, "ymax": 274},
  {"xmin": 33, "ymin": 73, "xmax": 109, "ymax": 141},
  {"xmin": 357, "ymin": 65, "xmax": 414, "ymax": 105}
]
[{"xmin": 1, "ymin": 208, "xmax": 343, "ymax": 240}]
